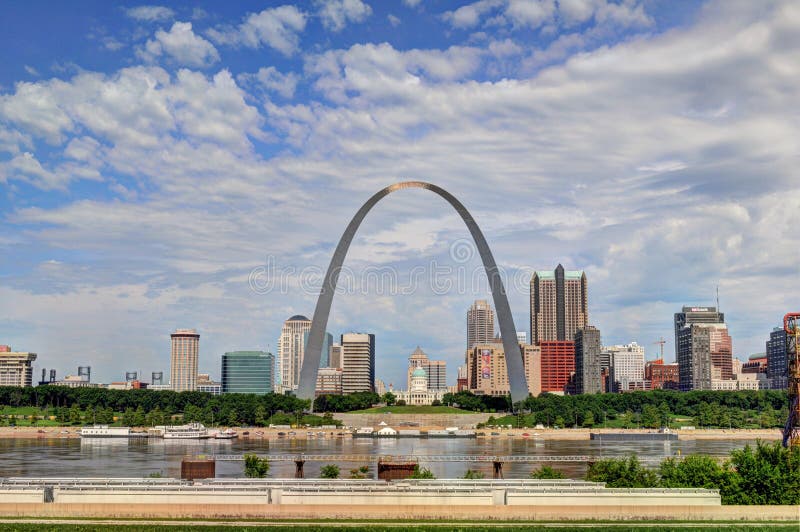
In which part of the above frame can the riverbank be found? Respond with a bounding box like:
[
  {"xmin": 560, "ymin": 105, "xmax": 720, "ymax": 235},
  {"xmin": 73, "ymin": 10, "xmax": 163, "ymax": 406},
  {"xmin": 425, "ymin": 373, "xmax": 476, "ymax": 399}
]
[{"xmin": 0, "ymin": 426, "xmax": 782, "ymax": 441}]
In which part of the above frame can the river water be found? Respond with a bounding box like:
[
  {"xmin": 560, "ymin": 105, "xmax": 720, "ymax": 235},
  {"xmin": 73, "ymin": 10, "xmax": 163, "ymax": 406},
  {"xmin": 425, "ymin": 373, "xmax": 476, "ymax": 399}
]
[{"xmin": 0, "ymin": 437, "xmax": 764, "ymax": 480}]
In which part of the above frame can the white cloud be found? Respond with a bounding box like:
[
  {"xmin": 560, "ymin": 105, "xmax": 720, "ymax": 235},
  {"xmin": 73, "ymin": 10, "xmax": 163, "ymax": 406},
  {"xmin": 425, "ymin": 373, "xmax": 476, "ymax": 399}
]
[
  {"xmin": 125, "ymin": 5, "xmax": 175, "ymax": 22},
  {"xmin": 207, "ymin": 5, "xmax": 307, "ymax": 56},
  {"xmin": 403, "ymin": 0, "xmax": 422, "ymax": 7},
  {"xmin": 24, "ymin": 65, "xmax": 39, "ymax": 76},
  {"xmin": 388, "ymin": 14, "xmax": 401, "ymax": 27},
  {"xmin": 442, "ymin": 0, "xmax": 503, "ymax": 29},
  {"xmin": 240, "ymin": 66, "xmax": 299, "ymax": 98},
  {"xmin": 504, "ymin": 0, "xmax": 556, "ymax": 29},
  {"xmin": 138, "ymin": 22, "xmax": 220, "ymax": 68},
  {"xmin": 318, "ymin": 0, "xmax": 372, "ymax": 32}
]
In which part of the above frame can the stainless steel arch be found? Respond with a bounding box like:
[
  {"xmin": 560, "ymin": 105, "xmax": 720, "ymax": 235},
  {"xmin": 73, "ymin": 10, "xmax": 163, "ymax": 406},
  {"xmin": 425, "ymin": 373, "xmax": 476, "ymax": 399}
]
[{"xmin": 297, "ymin": 181, "xmax": 529, "ymax": 404}]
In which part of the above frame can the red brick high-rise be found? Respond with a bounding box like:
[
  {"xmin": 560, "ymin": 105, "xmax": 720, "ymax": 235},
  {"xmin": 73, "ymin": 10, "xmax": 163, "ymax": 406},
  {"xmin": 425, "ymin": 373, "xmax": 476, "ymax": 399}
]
[{"xmin": 540, "ymin": 341, "xmax": 575, "ymax": 393}]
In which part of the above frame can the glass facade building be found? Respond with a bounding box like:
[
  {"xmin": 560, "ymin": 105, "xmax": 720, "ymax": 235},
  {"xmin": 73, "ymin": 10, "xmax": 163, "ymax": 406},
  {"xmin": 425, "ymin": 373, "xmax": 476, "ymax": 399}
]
[{"xmin": 221, "ymin": 351, "xmax": 273, "ymax": 394}]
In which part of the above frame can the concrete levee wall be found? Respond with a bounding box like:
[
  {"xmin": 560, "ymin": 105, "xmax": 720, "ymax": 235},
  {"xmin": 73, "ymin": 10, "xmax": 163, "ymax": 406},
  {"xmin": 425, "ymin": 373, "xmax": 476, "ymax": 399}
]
[
  {"xmin": 0, "ymin": 489, "xmax": 45, "ymax": 503},
  {"xmin": 278, "ymin": 492, "xmax": 494, "ymax": 506},
  {"xmin": 334, "ymin": 413, "xmax": 493, "ymax": 428},
  {"xmin": 0, "ymin": 503, "xmax": 797, "ymax": 521},
  {"xmin": 53, "ymin": 489, "xmax": 269, "ymax": 505},
  {"xmin": 506, "ymin": 492, "xmax": 721, "ymax": 506}
]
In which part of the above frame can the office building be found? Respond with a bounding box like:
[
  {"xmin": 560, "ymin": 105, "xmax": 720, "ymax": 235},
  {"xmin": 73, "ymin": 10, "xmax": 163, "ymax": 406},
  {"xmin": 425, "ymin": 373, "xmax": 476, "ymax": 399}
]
[
  {"xmin": 467, "ymin": 343, "xmax": 539, "ymax": 397},
  {"xmin": 467, "ymin": 300, "xmax": 494, "ymax": 351},
  {"xmin": 645, "ymin": 359, "xmax": 680, "ymax": 390},
  {"xmin": 277, "ymin": 315, "xmax": 311, "ymax": 390},
  {"xmin": 315, "ymin": 367, "xmax": 343, "ymax": 396},
  {"xmin": 677, "ymin": 321, "xmax": 733, "ymax": 391},
  {"xmin": 406, "ymin": 346, "xmax": 447, "ymax": 391},
  {"xmin": 517, "ymin": 331, "xmax": 527, "ymax": 344},
  {"xmin": 522, "ymin": 343, "xmax": 541, "ymax": 397},
  {"xmin": 329, "ymin": 343, "xmax": 343, "ymax": 369},
  {"xmin": 742, "ymin": 354, "xmax": 768, "ymax": 374},
  {"xmin": 766, "ymin": 327, "xmax": 788, "ymax": 388},
  {"xmin": 575, "ymin": 326, "xmax": 602, "ymax": 394},
  {"xmin": 341, "ymin": 333, "xmax": 375, "ymax": 394},
  {"xmin": 221, "ymin": 351, "xmax": 273, "ymax": 395},
  {"xmin": 530, "ymin": 264, "xmax": 587, "ymax": 344},
  {"xmin": 539, "ymin": 341, "xmax": 575, "ymax": 394},
  {"xmin": 0, "ymin": 346, "xmax": 37, "ymax": 387},
  {"xmin": 170, "ymin": 329, "xmax": 199, "ymax": 392},
  {"xmin": 606, "ymin": 342, "xmax": 646, "ymax": 392}
]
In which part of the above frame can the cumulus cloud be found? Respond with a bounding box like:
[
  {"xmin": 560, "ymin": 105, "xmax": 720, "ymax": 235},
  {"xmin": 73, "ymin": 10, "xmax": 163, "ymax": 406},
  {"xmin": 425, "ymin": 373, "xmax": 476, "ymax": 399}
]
[
  {"xmin": 207, "ymin": 5, "xmax": 307, "ymax": 56},
  {"xmin": 138, "ymin": 21, "xmax": 220, "ymax": 68},
  {"xmin": 125, "ymin": 5, "xmax": 175, "ymax": 22},
  {"xmin": 239, "ymin": 66, "xmax": 299, "ymax": 98},
  {"xmin": 318, "ymin": 0, "xmax": 372, "ymax": 32}
]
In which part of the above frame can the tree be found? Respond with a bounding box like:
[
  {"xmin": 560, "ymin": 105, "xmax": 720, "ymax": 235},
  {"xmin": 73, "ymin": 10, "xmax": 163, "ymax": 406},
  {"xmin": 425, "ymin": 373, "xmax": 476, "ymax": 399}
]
[
  {"xmin": 463, "ymin": 469, "xmax": 485, "ymax": 479},
  {"xmin": 658, "ymin": 455, "xmax": 733, "ymax": 492},
  {"xmin": 585, "ymin": 456, "xmax": 658, "ymax": 488},
  {"xmin": 530, "ymin": 466, "xmax": 565, "ymax": 479},
  {"xmin": 244, "ymin": 454, "xmax": 270, "ymax": 478},
  {"xmin": 431, "ymin": 399, "xmax": 442, "ymax": 407},
  {"xmin": 381, "ymin": 392, "xmax": 396, "ymax": 406},
  {"xmin": 349, "ymin": 465, "xmax": 370, "ymax": 479},
  {"xmin": 320, "ymin": 464, "xmax": 340, "ymax": 479},
  {"xmin": 409, "ymin": 465, "xmax": 435, "ymax": 479},
  {"xmin": 582, "ymin": 410, "xmax": 595, "ymax": 428},
  {"xmin": 254, "ymin": 405, "xmax": 268, "ymax": 426},
  {"xmin": 726, "ymin": 441, "xmax": 800, "ymax": 505},
  {"xmin": 396, "ymin": 400, "xmax": 406, "ymax": 406},
  {"xmin": 641, "ymin": 404, "xmax": 660, "ymax": 429}
]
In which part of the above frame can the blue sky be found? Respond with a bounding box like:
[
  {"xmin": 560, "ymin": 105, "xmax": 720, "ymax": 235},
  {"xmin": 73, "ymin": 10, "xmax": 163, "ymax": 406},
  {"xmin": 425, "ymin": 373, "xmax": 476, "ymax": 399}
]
[{"xmin": 1, "ymin": 0, "xmax": 798, "ymax": 387}]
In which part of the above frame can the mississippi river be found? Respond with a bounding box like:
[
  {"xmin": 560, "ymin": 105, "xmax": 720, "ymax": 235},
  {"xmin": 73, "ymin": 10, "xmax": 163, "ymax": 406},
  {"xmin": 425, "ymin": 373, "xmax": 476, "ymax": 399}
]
[{"xmin": 0, "ymin": 437, "xmax": 764, "ymax": 479}]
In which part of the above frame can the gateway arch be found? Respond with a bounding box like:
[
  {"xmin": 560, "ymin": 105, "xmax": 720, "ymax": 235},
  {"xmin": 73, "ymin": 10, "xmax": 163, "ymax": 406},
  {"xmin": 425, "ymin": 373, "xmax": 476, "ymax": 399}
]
[{"xmin": 297, "ymin": 181, "xmax": 530, "ymax": 404}]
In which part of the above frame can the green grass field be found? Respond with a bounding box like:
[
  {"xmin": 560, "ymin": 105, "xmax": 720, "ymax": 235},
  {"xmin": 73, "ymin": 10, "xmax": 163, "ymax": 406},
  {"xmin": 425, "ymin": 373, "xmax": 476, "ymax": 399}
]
[{"xmin": 349, "ymin": 405, "xmax": 472, "ymax": 414}]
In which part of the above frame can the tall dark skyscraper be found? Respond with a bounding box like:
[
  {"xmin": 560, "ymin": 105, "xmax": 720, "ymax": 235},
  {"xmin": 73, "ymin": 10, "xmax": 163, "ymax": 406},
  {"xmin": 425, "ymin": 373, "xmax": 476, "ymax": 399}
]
[
  {"xmin": 674, "ymin": 306, "xmax": 729, "ymax": 391},
  {"xmin": 575, "ymin": 326, "xmax": 602, "ymax": 394},
  {"xmin": 530, "ymin": 264, "xmax": 588, "ymax": 344},
  {"xmin": 766, "ymin": 327, "xmax": 788, "ymax": 386}
]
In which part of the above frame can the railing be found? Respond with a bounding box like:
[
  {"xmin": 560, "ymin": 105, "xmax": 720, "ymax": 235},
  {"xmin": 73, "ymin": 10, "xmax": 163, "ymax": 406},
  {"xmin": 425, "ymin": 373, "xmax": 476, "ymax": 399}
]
[{"xmin": 209, "ymin": 454, "xmax": 716, "ymax": 463}]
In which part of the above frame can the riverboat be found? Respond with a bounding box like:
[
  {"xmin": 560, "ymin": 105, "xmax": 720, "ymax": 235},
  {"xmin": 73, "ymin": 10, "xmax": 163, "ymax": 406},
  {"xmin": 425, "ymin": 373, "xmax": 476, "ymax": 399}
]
[
  {"xmin": 161, "ymin": 423, "xmax": 210, "ymax": 440},
  {"xmin": 80, "ymin": 425, "xmax": 133, "ymax": 438},
  {"xmin": 214, "ymin": 428, "xmax": 238, "ymax": 439}
]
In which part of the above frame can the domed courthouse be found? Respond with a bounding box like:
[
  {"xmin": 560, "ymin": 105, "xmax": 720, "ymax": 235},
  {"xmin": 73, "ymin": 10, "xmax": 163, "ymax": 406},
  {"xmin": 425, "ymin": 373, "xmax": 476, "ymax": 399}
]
[{"xmin": 391, "ymin": 348, "xmax": 448, "ymax": 406}]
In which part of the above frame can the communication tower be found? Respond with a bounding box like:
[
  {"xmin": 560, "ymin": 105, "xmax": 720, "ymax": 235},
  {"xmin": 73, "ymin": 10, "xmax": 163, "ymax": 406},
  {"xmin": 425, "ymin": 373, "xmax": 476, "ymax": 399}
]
[
  {"xmin": 125, "ymin": 371, "xmax": 138, "ymax": 382},
  {"xmin": 77, "ymin": 366, "xmax": 91, "ymax": 382},
  {"xmin": 151, "ymin": 372, "xmax": 164, "ymax": 385}
]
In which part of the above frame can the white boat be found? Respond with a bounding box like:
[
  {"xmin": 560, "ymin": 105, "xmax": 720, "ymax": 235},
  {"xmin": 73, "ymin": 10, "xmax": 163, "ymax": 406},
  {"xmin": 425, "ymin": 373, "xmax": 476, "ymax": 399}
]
[
  {"xmin": 79, "ymin": 425, "xmax": 131, "ymax": 438},
  {"xmin": 214, "ymin": 428, "xmax": 238, "ymax": 439},
  {"xmin": 160, "ymin": 422, "xmax": 210, "ymax": 440}
]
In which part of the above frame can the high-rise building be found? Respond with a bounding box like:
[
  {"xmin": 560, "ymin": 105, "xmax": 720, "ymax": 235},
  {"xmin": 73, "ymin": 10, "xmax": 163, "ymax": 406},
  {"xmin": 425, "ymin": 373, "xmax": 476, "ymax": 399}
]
[
  {"xmin": 341, "ymin": 333, "xmax": 375, "ymax": 394},
  {"xmin": 539, "ymin": 341, "xmax": 575, "ymax": 393},
  {"xmin": 575, "ymin": 326, "xmax": 602, "ymax": 394},
  {"xmin": 170, "ymin": 329, "xmax": 199, "ymax": 392},
  {"xmin": 521, "ymin": 343, "xmax": 541, "ymax": 397},
  {"xmin": 530, "ymin": 264, "xmax": 588, "ymax": 344},
  {"xmin": 467, "ymin": 343, "xmax": 539, "ymax": 397},
  {"xmin": 766, "ymin": 327, "xmax": 788, "ymax": 388},
  {"xmin": 221, "ymin": 351, "xmax": 273, "ymax": 395},
  {"xmin": 742, "ymin": 354, "xmax": 768, "ymax": 374},
  {"xmin": 278, "ymin": 315, "xmax": 311, "ymax": 390},
  {"xmin": 645, "ymin": 359, "xmax": 680, "ymax": 390},
  {"xmin": 516, "ymin": 331, "xmax": 527, "ymax": 345},
  {"xmin": 467, "ymin": 300, "xmax": 494, "ymax": 351},
  {"xmin": 0, "ymin": 346, "xmax": 37, "ymax": 387},
  {"xmin": 316, "ymin": 367, "xmax": 343, "ymax": 396},
  {"xmin": 606, "ymin": 343, "xmax": 645, "ymax": 392},
  {"xmin": 329, "ymin": 343, "xmax": 343, "ymax": 369},
  {"xmin": 677, "ymin": 321, "xmax": 732, "ymax": 391}
]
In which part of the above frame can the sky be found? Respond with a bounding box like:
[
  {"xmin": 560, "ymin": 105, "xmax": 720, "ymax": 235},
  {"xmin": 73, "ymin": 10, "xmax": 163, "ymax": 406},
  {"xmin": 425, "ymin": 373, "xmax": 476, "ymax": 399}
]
[{"xmin": 1, "ymin": 0, "xmax": 798, "ymax": 388}]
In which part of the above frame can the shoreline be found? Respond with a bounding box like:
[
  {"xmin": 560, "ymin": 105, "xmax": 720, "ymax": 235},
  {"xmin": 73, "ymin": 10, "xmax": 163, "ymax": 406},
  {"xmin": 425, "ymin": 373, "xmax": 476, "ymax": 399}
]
[{"xmin": 0, "ymin": 426, "xmax": 782, "ymax": 441}]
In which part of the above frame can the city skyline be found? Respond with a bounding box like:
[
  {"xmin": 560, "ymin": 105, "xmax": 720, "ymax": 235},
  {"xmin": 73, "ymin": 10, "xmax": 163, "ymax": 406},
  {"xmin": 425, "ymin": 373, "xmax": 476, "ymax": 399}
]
[{"xmin": 2, "ymin": 1, "xmax": 799, "ymax": 388}]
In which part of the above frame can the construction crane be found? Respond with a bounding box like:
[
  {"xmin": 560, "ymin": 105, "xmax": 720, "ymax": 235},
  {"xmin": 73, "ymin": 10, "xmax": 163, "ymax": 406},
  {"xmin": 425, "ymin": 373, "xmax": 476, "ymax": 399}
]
[
  {"xmin": 782, "ymin": 313, "xmax": 800, "ymax": 448},
  {"xmin": 653, "ymin": 337, "xmax": 666, "ymax": 359}
]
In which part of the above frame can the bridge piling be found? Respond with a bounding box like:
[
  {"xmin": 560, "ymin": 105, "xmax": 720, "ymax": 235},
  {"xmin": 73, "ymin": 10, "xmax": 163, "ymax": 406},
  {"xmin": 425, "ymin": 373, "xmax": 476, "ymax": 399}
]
[
  {"xmin": 492, "ymin": 461, "xmax": 503, "ymax": 479},
  {"xmin": 294, "ymin": 460, "xmax": 305, "ymax": 479}
]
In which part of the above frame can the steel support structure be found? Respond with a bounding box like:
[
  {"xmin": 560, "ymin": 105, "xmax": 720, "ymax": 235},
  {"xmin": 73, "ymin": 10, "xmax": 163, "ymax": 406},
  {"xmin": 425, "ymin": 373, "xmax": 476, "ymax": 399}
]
[{"xmin": 782, "ymin": 313, "xmax": 800, "ymax": 447}]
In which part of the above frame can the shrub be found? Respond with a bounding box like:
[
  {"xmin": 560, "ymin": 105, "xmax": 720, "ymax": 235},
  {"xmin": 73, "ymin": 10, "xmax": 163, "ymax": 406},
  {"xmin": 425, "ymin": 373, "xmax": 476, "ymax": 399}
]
[
  {"xmin": 585, "ymin": 456, "xmax": 658, "ymax": 488},
  {"xmin": 530, "ymin": 466, "xmax": 565, "ymax": 479},
  {"xmin": 320, "ymin": 464, "xmax": 340, "ymax": 479},
  {"xmin": 243, "ymin": 454, "xmax": 270, "ymax": 478},
  {"xmin": 409, "ymin": 465, "xmax": 435, "ymax": 479},
  {"xmin": 463, "ymin": 469, "xmax": 485, "ymax": 479}
]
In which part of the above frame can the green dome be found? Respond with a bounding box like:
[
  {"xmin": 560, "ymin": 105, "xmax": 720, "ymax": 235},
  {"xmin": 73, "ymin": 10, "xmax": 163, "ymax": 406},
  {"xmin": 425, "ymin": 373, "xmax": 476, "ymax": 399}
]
[{"xmin": 412, "ymin": 367, "xmax": 427, "ymax": 378}]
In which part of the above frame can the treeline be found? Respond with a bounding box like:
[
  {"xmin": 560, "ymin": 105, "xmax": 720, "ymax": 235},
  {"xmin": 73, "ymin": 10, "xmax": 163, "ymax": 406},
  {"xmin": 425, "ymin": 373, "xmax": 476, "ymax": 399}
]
[
  {"xmin": 440, "ymin": 389, "xmax": 789, "ymax": 429},
  {"xmin": 312, "ymin": 392, "xmax": 379, "ymax": 412},
  {"xmin": 0, "ymin": 386, "xmax": 314, "ymax": 427},
  {"xmin": 585, "ymin": 441, "xmax": 800, "ymax": 505}
]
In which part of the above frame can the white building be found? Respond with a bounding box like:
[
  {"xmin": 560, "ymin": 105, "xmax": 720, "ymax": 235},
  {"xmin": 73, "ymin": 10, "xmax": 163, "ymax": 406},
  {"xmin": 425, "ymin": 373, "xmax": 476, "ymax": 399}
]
[
  {"xmin": 393, "ymin": 367, "xmax": 447, "ymax": 406},
  {"xmin": 341, "ymin": 333, "xmax": 375, "ymax": 394},
  {"xmin": 606, "ymin": 342, "xmax": 645, "ymax": 392},
  {"xmin": 170, "ymin": 329, "xmax": 199, "ymax": 392},
  {"xmin": 0, "ymin": 346, "xmax": 36, "ymax": 387},
  {"xmin": 277, "ymin": 315, "xmax": 311, "ymax": 391}
]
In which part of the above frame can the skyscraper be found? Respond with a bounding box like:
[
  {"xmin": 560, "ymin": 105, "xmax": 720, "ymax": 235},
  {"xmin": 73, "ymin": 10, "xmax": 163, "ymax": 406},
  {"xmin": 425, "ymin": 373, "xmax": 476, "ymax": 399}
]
[
  {"xmin": 539, "ymin": 341, "xmax": 575, "ymax": 393},
  {"xmin": 341, "ymin": 332, "xmax": 375, "ymax": 394},
  {"xmin": 0, "ymin": 345, "xmax": 37, "ymax": 387},
  {"xmin": 467, "ymin": 300, "xmax": 494, "ymax": 350},
  {"xmin": 766, "ymin": 327, "xmax": 788, "ymax": 388},
  {"xmin": 170, "ymin": 329, "xmax": 199, "ymax": 392},
  {"xmin": 678, "ymin": 323, "xmax": 732, "ymax": 391},
  {"xmin": 221, "ymin": 351, "xmax": 273, "ymax": 394},
  {"xmin": 467, "ymin": 342, "xmax": 539, "ymax": 397},
  {"xmin": 575, "ymin": 326, "xmax": 602, "ymax": 394},
  {"xmin": 329, "ymin": 343, "xmax": 343, "ymax": 369},
  {"xmin": 278, "ymin": 315, "xmax": 311, "ymax": 391},
  {"xmin": 530, "ymin": 264, "xmax": 588, "ymax": 344}
]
